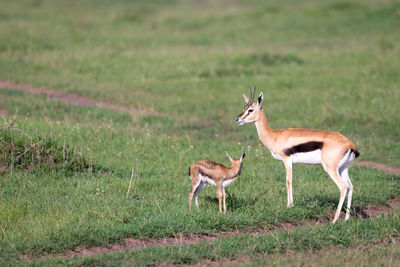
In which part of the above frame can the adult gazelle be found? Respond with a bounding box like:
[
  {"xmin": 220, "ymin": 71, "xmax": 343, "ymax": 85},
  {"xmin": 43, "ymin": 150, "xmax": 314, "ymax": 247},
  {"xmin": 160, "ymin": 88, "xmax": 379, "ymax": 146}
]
[{"xmin": 236, "ymin": 87, "xmax": 359, "ymax": 223}]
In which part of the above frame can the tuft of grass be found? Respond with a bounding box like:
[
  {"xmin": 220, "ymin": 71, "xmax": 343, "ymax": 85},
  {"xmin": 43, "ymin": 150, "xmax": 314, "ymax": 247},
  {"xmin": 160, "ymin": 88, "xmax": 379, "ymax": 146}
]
[{"xmin": 0, "ymin": 121, "xmax": 90, "ymax": 174}]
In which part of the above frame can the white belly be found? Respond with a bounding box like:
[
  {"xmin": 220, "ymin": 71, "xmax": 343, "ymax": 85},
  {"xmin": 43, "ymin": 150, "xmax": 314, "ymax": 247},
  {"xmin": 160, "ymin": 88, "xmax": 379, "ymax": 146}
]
[
  {"xmin": 199, "ymin": 174, "xmax": 236, "ymax": 187},
  {"xmin": 222, "ymin": 178, "xmax": 236, "ymax": 187},
  {"xmin": 199, "ymin": 174, "xmax": 216, "ymax": 186},
  {"xmin": 291, "ymin": 150, "xmax": 322, "ymax": 165}
]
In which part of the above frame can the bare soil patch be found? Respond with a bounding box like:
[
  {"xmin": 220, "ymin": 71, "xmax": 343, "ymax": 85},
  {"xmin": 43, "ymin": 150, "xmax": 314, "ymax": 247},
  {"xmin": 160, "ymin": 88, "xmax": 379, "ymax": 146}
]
[
  {"xmin": 24, "ymin": 198, "xmax": 400, "ymax": 261},
  {"xmin": 326, "ymin": 198, "xmax": 400, "ymax": 220},
  {"xmin": 355, "ymin": 161, "xmax": 400, "ymax": 175}
]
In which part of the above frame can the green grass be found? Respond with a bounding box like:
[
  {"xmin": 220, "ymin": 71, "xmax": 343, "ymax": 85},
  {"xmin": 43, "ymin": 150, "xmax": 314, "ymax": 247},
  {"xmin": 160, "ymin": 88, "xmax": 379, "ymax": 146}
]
[
  {"xmin": 1, "ymin": 93, "xmax": 399, "ymax": 264},
  {"xmin": 0, "ymin": 0, "xmax": 399, "ymax": 265}
]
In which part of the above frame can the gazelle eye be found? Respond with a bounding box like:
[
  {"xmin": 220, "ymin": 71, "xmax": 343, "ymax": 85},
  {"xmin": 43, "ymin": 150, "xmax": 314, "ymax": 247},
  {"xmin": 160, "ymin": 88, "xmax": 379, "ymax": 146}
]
[{"xmin": 248, "ymin": 109, "xmax": 254, "ymax": 113}]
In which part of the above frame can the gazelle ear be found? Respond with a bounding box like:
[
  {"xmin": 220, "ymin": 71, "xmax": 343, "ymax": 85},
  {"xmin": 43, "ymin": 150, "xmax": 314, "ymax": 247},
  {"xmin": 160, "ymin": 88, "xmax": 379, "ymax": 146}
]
[
  {"xmin": 226, "ymin": 152, "xmax": 233, "ymax": 163},
  {"xmin": 257, "ymin": 92, "xmax": 264, "ymax": 108},
  {"xmin": 243, "ymin": 94, "xmax": 249, "ymax": 103},
  {"xmin": 241, "ymin": 151, "xmax": 246, "ymax": 160}
]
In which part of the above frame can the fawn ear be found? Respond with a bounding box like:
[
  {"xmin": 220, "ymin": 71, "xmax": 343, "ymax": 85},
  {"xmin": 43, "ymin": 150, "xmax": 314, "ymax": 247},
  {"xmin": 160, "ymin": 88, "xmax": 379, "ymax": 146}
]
[
  {"xmin": 226, "ymin": 152, "xmax": 234, "ymax": 163},
  {"xmin": 257, "ymin": 92, "xmax": 264, "ymax": 108},
  {"xmin": 241, "ymin": 151, "xmax": 246, "ymax": 160}
]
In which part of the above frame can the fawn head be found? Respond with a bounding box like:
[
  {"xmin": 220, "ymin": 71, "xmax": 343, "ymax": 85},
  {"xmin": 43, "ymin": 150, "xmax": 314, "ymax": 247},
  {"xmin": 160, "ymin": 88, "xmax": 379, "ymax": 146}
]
[{"xmin": 226, "ymin": 151, "xmax": 246, "ymax": 172}]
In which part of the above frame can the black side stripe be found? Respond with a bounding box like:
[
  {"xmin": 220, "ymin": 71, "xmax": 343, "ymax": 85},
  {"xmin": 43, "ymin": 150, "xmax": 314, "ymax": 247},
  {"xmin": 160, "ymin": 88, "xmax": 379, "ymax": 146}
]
[{"xmin": 283, "ymin": 141, "xmax": 324, "ymax": 156}]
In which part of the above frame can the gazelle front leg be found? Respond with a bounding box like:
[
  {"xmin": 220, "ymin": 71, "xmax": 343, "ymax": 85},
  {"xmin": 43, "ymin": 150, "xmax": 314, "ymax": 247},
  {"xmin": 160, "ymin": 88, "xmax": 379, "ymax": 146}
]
[
  {"xmin": 216, "ymin": 183, "xmax": 223, "ymax": 213},
  {"xmin": 283, "ymin": 158, "xmax": 294, "ymax": 207}
]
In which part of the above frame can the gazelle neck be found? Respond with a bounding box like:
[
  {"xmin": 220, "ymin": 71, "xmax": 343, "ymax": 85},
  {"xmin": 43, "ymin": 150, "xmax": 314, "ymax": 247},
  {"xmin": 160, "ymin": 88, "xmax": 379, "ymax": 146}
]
[
  {"xmin": 225, "ymin": 162, "xmax": 242, "ymax": 179},
  {"xmin": 255, "ymin": 110, "xmax": 274, "ymax": 150}
]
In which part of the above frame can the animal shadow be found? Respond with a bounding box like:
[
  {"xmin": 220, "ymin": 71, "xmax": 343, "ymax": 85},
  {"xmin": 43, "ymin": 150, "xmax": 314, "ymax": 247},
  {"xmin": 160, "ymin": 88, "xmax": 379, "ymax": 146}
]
[
  {"xmin": 351, "ymin": 206, "xmax": 370, "ymax": 219},
  {"xmin": 202, "ymin": 190, "xmax": 252, "ymax": 211}
]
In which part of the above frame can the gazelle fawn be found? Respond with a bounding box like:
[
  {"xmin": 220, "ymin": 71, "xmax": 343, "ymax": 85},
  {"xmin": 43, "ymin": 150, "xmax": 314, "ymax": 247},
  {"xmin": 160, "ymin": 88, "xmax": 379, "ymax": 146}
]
[
  {"xmin": 188, "ymin": 152, "xmax": 246, "ymax": 213},
  {"xmin": 236, "ymin": 87, "xmax": 359, "ymax": 223}
]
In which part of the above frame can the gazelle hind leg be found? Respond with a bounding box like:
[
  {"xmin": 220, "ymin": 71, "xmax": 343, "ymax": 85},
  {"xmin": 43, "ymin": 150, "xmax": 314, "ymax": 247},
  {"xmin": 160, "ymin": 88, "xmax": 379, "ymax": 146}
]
[
  {"xmin": 323, "ymin": 164, "xmax": 349, "ymax": 223},
  {"xmin": 189, "ymin": 177, "xmax": 201, "ymax": 211},
  {"xmin": 338, "ymin": 150, "xmax": 355, "ymax": 220},
  {"xmin": 342, "ymin": 168, "xmax": 353, "ymax": 220},
  {"xmin": 193, "ymin": 181, "xmax": 206, "ymax": 210},
  {"xmin": 189, "ymin": 179, "xmax": 201, "ymax": 211}
]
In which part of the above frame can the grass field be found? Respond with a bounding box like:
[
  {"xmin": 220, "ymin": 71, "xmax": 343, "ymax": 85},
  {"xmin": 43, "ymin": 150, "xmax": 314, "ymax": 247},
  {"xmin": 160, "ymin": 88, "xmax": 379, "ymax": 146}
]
[{"xmin": 0, "ymin": 0, "xmax": 399, "ymax": 265}]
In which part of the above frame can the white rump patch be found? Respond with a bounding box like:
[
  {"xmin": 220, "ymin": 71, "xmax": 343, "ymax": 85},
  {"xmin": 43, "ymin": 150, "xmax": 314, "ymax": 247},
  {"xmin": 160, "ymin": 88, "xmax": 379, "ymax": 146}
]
[{"xmin": 338, "ymin": 149, "xmax": 355, "ymax": 177}]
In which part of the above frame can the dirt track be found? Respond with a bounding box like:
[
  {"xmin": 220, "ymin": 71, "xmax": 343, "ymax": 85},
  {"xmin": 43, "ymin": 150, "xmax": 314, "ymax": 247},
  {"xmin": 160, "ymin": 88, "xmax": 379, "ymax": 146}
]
[
  {"xmin": 0, "ymin": 79, "xmax": 162, "ymax": 117},
  {"xmin": 354, "ymin": 161, "xmax": 400, "ymax": 175}
]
